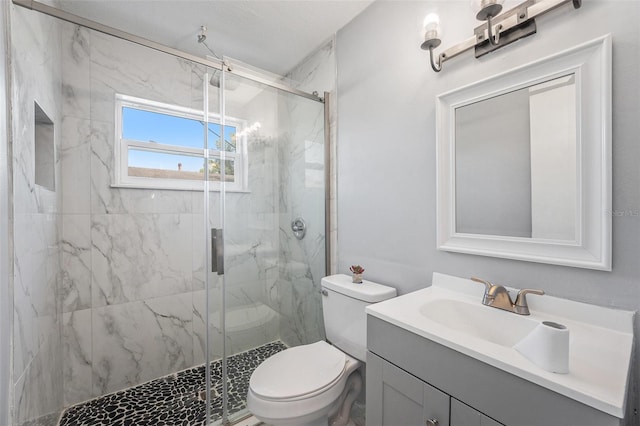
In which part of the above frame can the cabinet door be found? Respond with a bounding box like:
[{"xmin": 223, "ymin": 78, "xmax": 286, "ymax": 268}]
[
  {"xmin": 367, "ymin": 352, "xmax": 450, "ymax": 426},
  {"xmin": 451, "ymin": 398, "xmax": 503, "ymax": 426}
]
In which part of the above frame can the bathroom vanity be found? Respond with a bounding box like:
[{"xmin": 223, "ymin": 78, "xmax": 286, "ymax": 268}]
[{"xmin": 365, "ymin": 273, "xmax": 633, "ymax": 426}]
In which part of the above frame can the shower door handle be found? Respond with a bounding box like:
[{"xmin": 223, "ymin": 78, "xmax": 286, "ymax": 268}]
[{"xmin": 211, "ymin": 228, "xmax": 224, "ymax": 275}]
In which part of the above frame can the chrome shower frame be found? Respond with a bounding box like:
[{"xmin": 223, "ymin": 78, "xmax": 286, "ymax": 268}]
[{"xmin": 12, "ymin": 0, "xmax": 324, "ymax": 103}]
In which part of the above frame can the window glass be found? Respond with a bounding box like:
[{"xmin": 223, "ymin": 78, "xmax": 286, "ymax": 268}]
[{"xmin": 122, "ymin": 107, "xmax": 205, "ymax": 149}]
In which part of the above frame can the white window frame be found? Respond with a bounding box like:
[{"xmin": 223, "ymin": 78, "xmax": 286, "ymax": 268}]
[{"xmin": 114, "ymin": 94, "xmax": 248, "ymax": 191}]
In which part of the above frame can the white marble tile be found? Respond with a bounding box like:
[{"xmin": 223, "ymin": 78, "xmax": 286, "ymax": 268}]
[
  {"xmin": 276, "ymin": 263, "xmax": 324, "ymax": 348},
  {"xmin": 223, "ymin": 240, "xmax": 276, "ymax": 300},
  {"xmin": 62, "ymin": 310, "xmax": 93, "ymax": 406},
  {"xmin": 89, "ymin": 31, "xmax": 194, "ymax": 125},
  {"xmin": 35, "ymin": 313, "xmax": 60, "ymax": 354},
  {"xmin": 286, "ymin": 38, "xmax": 335, "ymax": 95},
  {"xmin": 61, "ymin": 214, "xmax": 92, "ymax": 312},
  {"xmin": 92, "ymin": 293, "xmax": 194, "ymax": 395},
  {"xmin": 29, "ymin": 214, "xmax": 60, "ymax": 319},
  {"xmin": 61, "ymin": 23, "xmax": 91, "ymax": 120},
  {"xmin": 13, "ymin": 212, "xmax": 59, "ymax": 378},
  {"xmin": 88, "ymin": 119, "xmax": 114, "ymax": 214},
  {"xmin": 192, "ymin": 287, "xmax": 223, "ymax": 364},
  {"xmin": 91, "ymin": 213, "xmax": 193, "ymax": 307},
  {"xmin": 13, "ymin": 287, "xmax": 36, "ymax": 382},
  {"xmin": 13, "ymin": 334, "xmax": 63, "ymax": 425},
  {"xmin": 61, "ymin": 116, "xmax": 91, "ymax": 214}
]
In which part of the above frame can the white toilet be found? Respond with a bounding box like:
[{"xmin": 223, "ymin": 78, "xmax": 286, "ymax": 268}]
[{"xmin": 247, "ymin": 274, "xmax": 396, "ymax": 426}]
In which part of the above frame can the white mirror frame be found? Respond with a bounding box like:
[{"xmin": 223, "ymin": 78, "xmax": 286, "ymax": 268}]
[{"xmin": 436, "ymin": 35, "xmax": 611, "ymax": 270}]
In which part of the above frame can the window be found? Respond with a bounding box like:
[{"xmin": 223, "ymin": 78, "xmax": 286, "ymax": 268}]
[{"xmin": 114, "ymin": 94, "xmax": 247, "ymax": 191}]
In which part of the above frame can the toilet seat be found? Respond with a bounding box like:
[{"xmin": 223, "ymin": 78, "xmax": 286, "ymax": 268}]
[{"xmin": 249, "ymin": 341, "xmax": 346, "ymax": 401}]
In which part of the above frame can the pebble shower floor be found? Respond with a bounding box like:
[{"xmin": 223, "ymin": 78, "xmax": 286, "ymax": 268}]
[{"xmin": 58, "ymin": 341, "xmax": 287, "ymax": 426}]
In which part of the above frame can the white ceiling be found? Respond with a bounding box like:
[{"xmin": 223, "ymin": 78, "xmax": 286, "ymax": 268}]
[{"xmin": 57, "ymin": 0, "xmax": 374, "ymax": 76}]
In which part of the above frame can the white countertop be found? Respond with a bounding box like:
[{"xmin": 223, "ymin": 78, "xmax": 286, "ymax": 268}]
[{"xmin": 366, "ymin": 272, "xmax": 634, "ymax": 418}]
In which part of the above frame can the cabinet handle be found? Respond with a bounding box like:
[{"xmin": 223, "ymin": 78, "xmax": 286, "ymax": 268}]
[{"xmin": 426, "ymin": 420, "xmax": 439, "ymax": 426}]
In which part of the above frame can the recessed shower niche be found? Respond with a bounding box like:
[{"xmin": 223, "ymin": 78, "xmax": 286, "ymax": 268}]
[{"xmin": 34, "ymin": 101, "xmax": 55, "ymax": 191}]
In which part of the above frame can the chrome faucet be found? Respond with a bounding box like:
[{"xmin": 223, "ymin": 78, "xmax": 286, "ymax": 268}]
[{"xmin": 471, "ymin": 277, "xmax": 544, "ymax": 315}]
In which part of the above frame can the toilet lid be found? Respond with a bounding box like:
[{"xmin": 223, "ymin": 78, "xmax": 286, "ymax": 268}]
[{"xmin": 250, "ymin": 341, "xmax": 346, "ymax": 400}]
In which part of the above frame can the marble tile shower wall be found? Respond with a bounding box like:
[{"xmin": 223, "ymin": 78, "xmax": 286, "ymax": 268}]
[
  {"xmin": 274, "ymin": 39, "xmax": 336, "ymax": 347},
  {"xmin": 59, "ymin": 24, "xmax": 280, "ymax": 407},
  {"xmin": 10, "ymin": 5, "xmax": 64, "ymax": 426}
]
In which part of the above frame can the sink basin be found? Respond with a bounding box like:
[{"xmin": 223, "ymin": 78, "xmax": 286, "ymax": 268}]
[{"xmin": 420, "ymin": 298, "xmax": 538, "ymax": 347}]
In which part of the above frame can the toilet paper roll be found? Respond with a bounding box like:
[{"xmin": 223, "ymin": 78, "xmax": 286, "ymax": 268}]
[{"xmin": 514, "ymin": 321, "xmax": 569, "ymax": 374}]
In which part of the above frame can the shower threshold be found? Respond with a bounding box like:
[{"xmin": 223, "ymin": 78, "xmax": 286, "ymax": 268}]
[{"xmin": 58, "ymin": 341, "xmax": 286, "ymax": 426}]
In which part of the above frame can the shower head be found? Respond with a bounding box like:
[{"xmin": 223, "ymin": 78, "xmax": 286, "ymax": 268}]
[
  {"xmin": 210, "ymin": 70, "xmax": 220, "ymax": 88},
  {"xmin": 208, "ymin": 69, "xmax": 239, "ymax": 91}
]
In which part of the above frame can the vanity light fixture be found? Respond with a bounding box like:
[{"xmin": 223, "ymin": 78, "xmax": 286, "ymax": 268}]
[{"xmin": 421, "ymin": 0, "xmax": 582, "ymax": 72}]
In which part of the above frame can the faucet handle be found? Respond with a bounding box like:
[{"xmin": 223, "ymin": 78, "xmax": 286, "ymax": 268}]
[
  {"xmin": 514, "ymin": 288, "xmax": 545, "ymax": 315},
  {"xmin": 471, "ymin": 277, "xmax": 493, "ymax": 293}
]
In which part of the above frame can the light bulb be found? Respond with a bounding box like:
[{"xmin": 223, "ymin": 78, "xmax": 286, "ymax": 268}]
[{"xmin": 423, "ymin": 13, "xmax": 441, "ymax": 41}]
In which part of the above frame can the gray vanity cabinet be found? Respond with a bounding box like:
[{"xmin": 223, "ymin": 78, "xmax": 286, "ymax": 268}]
[
  {"xmin": 367, "ymin": 351, "xmax": 501, "ymax": 426},
  {"xmin": 366, "ymin": 316, "xmax": 622, "ymax": 426}
]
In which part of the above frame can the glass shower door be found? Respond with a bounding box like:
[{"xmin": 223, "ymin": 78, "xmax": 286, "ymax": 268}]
[
  {"xmin": 199, "ymin": 63, "xmax": 225, "ymax": 425},
  {"xmin": 214, "ymin": 69, "xmax": 327, "ymax": 424}
]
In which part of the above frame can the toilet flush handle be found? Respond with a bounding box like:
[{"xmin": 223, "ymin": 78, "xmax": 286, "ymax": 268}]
[{"xmin": 426, "ymin": 419, "xmax": 439, "ymax": 426}]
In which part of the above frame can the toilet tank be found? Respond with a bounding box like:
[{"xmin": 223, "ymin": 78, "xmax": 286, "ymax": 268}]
[{"xmin": 321, "ymin": 274, "xmax": 396, "ymax": 362}]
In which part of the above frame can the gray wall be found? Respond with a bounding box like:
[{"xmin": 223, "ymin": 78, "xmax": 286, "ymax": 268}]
[{"xmin": 336, "ymin": 0, "xmax": 639, "ymax": 422}]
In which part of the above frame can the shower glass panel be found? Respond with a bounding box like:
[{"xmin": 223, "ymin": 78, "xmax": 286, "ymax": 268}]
[
  {"xmin": 215, "ymin": 70, "xmax": 327, "ymax": 424},
  {"xmin": 51, "ymin": 22, "xmax": 221, "ymax": 425},
  {"xmin": 202, "ymin": 64, "xmax": 225, "ymax": 424}
]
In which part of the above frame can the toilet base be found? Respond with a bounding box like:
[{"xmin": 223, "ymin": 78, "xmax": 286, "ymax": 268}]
[{"xmin": 328, "ymin": 371, "xmax": 362, "ymax": 426}]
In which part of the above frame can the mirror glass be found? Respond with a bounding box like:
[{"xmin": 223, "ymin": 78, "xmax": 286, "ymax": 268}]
[{"xmin": 454, "ymin": 74, "xmax": 577, "ymax": 241}]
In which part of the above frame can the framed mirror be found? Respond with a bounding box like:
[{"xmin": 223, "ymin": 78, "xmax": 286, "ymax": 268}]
[{"xmin": 436, "ymin": 35, "xmax": 611, "ymax": 270}]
